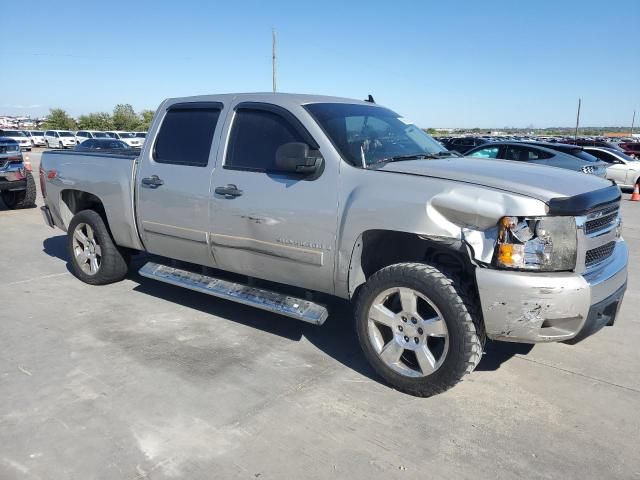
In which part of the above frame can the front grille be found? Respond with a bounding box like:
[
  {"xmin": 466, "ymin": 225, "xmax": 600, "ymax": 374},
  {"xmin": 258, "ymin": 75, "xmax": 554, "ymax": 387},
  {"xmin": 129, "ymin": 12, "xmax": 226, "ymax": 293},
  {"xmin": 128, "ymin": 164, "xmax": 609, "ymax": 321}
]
[
  {"xmin": 585, "ymin": 206, "xmax": 619, "ymax": 235},
  {"xmin": 0, "ymin": 161, "xmax": 7, "ymax": 169},
  {"xmin": 585, "ymin": 241, "xmax": 616, "ymax": 267}
]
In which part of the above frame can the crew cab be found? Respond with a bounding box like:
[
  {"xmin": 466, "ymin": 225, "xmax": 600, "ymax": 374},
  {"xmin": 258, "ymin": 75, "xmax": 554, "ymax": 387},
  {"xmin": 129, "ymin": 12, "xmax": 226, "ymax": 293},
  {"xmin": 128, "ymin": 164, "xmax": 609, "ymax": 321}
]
[{"xmin": 39, "ymin": 93, "xmax": 628, "ymax": 397}]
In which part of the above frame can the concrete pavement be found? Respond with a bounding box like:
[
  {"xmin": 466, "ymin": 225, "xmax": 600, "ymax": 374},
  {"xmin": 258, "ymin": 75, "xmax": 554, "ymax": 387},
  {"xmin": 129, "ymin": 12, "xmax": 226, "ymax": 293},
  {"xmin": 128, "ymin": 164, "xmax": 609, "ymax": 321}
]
[{"xmin": 1, "ymin": 150, "xmax": 639, "ymax": 479}]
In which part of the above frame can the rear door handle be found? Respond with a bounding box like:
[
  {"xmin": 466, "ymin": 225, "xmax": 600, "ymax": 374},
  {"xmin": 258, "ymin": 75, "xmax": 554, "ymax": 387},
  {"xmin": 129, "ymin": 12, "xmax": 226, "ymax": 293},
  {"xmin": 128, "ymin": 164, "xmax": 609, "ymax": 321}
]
[
  {"xmin": 215, "ymin": 184, "xmax": 243, "ymax": 198},
  {"xmin": 141, "ymin": 175, "xmax": 164, "ymax": 189}
]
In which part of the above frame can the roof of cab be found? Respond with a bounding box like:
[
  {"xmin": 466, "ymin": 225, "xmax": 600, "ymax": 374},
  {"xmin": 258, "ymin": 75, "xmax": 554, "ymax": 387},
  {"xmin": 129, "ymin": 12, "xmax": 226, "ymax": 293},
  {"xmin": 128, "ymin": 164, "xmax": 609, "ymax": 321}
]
[{"xmin": 161, "ymin": 92, "xmax": 378, "ymax": 109}]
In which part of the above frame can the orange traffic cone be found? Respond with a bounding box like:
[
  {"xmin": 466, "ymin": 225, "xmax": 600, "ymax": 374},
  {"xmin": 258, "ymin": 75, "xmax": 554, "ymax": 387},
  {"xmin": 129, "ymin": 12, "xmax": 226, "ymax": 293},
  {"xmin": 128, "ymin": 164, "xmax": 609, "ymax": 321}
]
[{"xmin": 631, "ymin": 183, "xmax": 640, "ymax": 202}]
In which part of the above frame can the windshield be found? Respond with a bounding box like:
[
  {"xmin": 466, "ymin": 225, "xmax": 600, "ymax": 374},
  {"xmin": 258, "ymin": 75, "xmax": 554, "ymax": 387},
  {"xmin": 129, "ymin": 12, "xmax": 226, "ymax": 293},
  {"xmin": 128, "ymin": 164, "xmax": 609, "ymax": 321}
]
[
  {"xmin": 3, "ymin": 130, "xmax": 26, "ymax": 137},
  {"xmin": 304, "ymin": 103, "xmax": 448, "ymax": 167},
  {"xmin": 59, "ymin": 131, "xmax": 74, "ymax": 137},
  {"xmin": 30, "ymin": 131, "xmax": 44, "ymax": 136},
  {"xmin": 117, "ymin": 132, "xmax": 135, "ymax": 138},
  {"xmin": 134, "ymin": 132, "xmax": 146, "ymax": 138},
  {"xmin": 93, "ymin": 132, "xmax": 110, "ymax": 138}
]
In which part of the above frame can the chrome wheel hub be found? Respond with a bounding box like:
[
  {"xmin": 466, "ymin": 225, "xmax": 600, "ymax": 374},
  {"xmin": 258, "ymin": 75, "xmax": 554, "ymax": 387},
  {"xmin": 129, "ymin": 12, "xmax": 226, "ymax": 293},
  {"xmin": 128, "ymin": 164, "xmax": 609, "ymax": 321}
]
[
  {"xmin": 367, "ymin": 287, "xmax": 449, "ymax": 377},
  {"xmin": 72, "ymin": 223, "xmax": 102, "ymax": 275}
]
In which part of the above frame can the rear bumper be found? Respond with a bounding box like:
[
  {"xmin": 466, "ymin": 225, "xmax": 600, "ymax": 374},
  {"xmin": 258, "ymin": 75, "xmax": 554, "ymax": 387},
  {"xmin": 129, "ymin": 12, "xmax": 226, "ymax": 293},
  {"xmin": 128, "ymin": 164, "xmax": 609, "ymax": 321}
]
[
  {"xmin": 0, "ymin": 178, "xmax": 26, "ymax": 191},
  {"xmin": 41, "ymin": 205, "xmax": 55, "ymax": 228},
  {"xmin": 476, "ymin": 240, "xmax": 628, "ymax": 343}
]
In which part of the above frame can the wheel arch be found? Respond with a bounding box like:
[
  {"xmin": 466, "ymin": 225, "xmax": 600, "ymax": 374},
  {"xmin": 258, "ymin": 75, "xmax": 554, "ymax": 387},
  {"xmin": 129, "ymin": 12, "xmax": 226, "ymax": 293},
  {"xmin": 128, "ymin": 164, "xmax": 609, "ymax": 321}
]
[
  {"xmin": 347, "ymin": 229, "xmax": 477, "ymax": 299},
  {"xmin": 60, "ymin": 189, "xmax": 111, "ymax": 233}
]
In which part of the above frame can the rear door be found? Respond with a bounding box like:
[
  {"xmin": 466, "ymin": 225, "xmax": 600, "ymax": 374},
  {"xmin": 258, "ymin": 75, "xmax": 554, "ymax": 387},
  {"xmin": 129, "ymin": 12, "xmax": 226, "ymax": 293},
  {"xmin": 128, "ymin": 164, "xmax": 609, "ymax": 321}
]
[
  {"xmin": 136, "ymin": 102, "xmax": 225, "ymax": 266},
  {"xmin": 208, "ymin": 101, "xmax": 339, "ymax": 294}
]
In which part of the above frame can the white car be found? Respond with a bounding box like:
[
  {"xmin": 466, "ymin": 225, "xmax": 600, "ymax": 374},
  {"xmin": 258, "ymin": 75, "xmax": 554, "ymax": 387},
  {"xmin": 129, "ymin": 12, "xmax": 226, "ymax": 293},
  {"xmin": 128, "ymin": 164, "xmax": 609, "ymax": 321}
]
[
  {"xmin": 44, "ymin": 130, "xmax": 77, "ymax": 149},
  {"xmin": 104, "ymin": 131, "xmax": 144, "ymax": 148},
  {"xmin": 584, "ymin": 147, "xmax": 640, "ymax": 188},
  {"xmin": 0, "ymin": 129, "xmax": 32, "ymax": 151},
  {"xmin": 27, "ymin": 130, "xmax": 46, "ymax": 147},
  {"xmin": 75, "ymin": 130, "xmax": 112, "ymax": 143}
]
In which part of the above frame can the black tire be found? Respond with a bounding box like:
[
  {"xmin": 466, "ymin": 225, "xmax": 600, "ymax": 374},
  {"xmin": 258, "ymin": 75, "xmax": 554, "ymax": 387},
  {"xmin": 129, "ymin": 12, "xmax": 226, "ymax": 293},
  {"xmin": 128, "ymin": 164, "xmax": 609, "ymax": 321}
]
[
  {"xmin": 1, "ymin": 172, "xmax": 37, "ymax": 209},
  {"xmin": 355, "ymin": 263, "xmax": 483, "ymax": 397},
  {"xmin": 67, "ymin": 209, "xmax": 130, "ymax": 285}
]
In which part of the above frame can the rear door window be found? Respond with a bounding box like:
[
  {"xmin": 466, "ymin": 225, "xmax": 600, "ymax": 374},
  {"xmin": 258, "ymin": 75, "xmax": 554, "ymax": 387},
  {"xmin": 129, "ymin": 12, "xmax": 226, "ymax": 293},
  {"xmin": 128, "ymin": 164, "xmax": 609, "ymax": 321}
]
[
  {"xmin": 469, "ymin": 146, "xmax": 499, "ymax": 158},
  {"xmin": 154, "ymin": 105, "xmax": 222, "ymax": 167}
]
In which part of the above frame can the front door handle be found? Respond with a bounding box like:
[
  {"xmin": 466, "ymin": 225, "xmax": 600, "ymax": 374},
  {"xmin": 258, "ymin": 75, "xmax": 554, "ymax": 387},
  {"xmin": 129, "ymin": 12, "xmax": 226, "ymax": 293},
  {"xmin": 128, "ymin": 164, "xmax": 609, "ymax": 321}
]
[
  {"xmin": 215, "ymin": 184, "xmax": 243, "ymax": 198},
  {"xmin": 141, "ymin": 175, "xmax": 164, "ymax": 189}
]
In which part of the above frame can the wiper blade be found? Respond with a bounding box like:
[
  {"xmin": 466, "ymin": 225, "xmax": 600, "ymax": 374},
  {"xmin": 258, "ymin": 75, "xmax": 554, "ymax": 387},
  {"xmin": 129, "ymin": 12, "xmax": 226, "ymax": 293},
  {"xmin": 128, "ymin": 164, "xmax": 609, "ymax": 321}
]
[{"xmin": 367, "ymin": 151, "xmax": 459, "ymax": 167}]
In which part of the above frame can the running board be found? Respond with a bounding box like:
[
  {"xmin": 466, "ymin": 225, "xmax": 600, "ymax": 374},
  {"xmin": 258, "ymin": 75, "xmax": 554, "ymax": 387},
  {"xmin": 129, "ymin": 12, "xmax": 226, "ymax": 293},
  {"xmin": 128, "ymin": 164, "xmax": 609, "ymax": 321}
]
[{"xmin": 138, "ymin": 262, "xmax": 328, "ymax": 325}]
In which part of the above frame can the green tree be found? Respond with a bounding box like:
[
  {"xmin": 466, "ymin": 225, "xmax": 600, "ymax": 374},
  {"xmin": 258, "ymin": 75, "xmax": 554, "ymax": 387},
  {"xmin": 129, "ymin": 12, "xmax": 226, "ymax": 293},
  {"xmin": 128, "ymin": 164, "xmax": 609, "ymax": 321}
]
[
  {"xmin": 112, "ymin": 104, "xmax": 139, "ymax": 131},
  {"xmin": 44, "ymin": 108, "xmax": 77, "ymax": 130},
  {"xmin": 138, "ymin": 109, "xmax": 155, "ymax": 131},
  {"xmin": 77, "ymin": 112, "xmax": 113, "ymax": 130}
]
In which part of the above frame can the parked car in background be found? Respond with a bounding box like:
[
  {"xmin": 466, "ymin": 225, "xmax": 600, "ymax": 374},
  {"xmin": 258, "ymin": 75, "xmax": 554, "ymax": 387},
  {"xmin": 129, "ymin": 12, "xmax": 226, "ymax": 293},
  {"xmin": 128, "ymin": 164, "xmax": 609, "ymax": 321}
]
[
  {"xmin": 44, "ymin": 130, "xmax": 78, "ymax": 149},
  {"xmin": 0, "ymin": 129, "xmax": 32, "ymax": 151},
  {"xmin": 619, "ymin": 142, "xmax": 640, "ymax": 159},
  {"xmin": 444, "ymin": 136, "xmax": 490, "ymax": 154},
  {"xmin": 0, "ymin": 137, "xmax": 36, "ymax": 209},
  {"xmin": 104, "ymin": 131, "xmax": 144, "ymax": 148},
  {"xmin": 563, "ymin": 139, "xmax": 626, "ymax": 153},
  {"xmin": 27, "ymin": 130, "xmax": 46, "ymax": 147},
  {"xmin": 74, "ymin": 138, "xmax": 136, "ymax": 153},
  {"xmin": 584, "ymin": 147, "xmax": 640, "ymax": 188},
  {"xmin": 75, "ymin": 130, "xmax": 113, "ymax": 143},
  {"xmin": 466, "ymin": 141, "xmax": 607, "ymax": 177}
]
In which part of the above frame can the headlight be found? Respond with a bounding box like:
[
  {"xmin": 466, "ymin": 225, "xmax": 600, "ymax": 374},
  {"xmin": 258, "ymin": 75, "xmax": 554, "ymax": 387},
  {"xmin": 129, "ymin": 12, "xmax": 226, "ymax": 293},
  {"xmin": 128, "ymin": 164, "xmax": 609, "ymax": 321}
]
[{"xmin": 495, "ymin": 216, "xmax": 577, "ymax": 271}]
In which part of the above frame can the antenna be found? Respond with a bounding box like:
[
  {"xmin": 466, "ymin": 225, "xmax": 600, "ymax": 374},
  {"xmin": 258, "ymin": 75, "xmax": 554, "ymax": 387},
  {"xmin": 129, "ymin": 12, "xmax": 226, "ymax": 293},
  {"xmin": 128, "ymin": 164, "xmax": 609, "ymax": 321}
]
[
  {"xmin": 272, "ymin": 28, "xmax": 277, "ymax": 93},
  {"xmin": 574, "ymin": 97, "xmax": 581, "ymax": 141}
]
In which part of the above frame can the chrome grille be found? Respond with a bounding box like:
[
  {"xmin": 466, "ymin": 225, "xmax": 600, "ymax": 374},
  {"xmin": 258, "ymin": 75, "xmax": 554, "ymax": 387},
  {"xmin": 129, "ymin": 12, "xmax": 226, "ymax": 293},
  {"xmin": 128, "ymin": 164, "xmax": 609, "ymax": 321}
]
[
  {"xmin": 584, "ymin": 206, "xmax": 619, "ymax": 235},
  {"xmin": 585, "ymin": 241, "xmax": 616, "ymax": 267}
]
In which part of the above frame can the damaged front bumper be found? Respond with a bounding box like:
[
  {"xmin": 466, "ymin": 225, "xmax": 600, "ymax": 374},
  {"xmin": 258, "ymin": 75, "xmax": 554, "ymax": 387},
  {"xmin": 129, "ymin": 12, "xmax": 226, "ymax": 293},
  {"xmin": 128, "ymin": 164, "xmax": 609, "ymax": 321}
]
[{"xmin": 476, "ymin": 240, "xmax": 628, "ymax": 343}]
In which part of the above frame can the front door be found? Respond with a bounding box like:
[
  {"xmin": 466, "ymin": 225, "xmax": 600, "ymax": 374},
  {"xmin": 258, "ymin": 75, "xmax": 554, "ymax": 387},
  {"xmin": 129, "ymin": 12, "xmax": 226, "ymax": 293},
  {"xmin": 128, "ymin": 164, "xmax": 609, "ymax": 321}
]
[
  {"xmin": 209, "ymin": 102, "xmax": 339, "ymax": 294},
  {"xmin": 136, "ymin": 102, "xmax": 224, "ymax": 266}
]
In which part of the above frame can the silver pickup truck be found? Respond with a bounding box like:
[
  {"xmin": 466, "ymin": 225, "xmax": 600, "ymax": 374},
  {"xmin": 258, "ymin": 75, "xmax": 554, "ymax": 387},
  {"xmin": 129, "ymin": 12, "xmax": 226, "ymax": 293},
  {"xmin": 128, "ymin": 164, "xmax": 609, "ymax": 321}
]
[{"xmin": 40, "ymin": 93, "xmax": 628, "ymax": 397}]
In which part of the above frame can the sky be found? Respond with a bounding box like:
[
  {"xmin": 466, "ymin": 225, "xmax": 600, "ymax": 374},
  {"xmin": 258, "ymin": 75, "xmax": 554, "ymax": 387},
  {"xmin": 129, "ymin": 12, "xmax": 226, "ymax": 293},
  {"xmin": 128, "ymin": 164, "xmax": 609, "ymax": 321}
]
[{"xmin": 1, "ymin": 0, "xmax": 639, "ymax": 128}]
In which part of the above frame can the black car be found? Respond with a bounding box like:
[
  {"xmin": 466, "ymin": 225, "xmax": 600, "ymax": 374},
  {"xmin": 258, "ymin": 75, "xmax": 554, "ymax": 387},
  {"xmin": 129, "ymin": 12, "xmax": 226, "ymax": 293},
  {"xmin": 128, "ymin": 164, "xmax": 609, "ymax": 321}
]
[
  {"xmin": 74, "ymin": 138, "xmax": 137, "ymax": 154},
  {"xmin": 444, "ymin": 137, "xmax": 490, "ymax": 154},
  {"xmin": 465, "ymin": 141, "xmax": 608, "ymax": 177},
  {"xmin": 563, "ymin": 138, "xmax": 625, "ymax": 153}
]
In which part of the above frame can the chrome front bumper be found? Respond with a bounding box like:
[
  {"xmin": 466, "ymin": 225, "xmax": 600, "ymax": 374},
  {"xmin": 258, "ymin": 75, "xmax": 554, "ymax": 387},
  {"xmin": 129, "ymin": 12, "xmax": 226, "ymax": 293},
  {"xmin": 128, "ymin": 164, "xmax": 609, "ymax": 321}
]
[{"xmin": 476, "ymin": 240, "xmax": 628, "ymax": 343}]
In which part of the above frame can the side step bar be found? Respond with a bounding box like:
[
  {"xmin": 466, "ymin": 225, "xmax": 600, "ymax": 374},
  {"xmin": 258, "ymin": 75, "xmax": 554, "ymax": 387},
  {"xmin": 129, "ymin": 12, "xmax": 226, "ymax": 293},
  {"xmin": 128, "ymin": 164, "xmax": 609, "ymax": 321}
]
[{"xmin": 138, "ymin": 262, "xmax": 329, "ymax": 325}]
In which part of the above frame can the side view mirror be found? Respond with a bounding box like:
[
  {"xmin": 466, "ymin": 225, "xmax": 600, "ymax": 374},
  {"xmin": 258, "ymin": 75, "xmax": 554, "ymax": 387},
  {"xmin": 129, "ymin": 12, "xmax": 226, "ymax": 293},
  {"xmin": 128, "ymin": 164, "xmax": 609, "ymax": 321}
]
[{"xmin": 275, "ymin": 142, "xmax": 323, "ymax": 175}]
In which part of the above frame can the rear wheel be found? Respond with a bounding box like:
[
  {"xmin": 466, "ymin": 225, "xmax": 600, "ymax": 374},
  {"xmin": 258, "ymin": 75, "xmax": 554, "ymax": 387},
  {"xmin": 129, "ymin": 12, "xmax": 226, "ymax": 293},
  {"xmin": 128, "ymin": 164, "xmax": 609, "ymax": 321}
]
[
  {"xmin": 67, "ymin": 210, "xmax": 130, "ymax": 285},
  {"xmin": 355, "ymin": 263, "xmax": 483, "ymax": 397},
  {"xmin": 1, "ymin": 172, "xmax": 36, "ymax": 209}
]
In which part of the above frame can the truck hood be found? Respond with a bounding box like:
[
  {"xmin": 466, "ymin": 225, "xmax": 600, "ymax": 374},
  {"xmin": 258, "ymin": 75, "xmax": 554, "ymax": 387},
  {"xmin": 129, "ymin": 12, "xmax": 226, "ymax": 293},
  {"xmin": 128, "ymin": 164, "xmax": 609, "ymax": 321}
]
[{"xmin": 376, "ymin": 157, "xmax": 612, "ymax": 203}]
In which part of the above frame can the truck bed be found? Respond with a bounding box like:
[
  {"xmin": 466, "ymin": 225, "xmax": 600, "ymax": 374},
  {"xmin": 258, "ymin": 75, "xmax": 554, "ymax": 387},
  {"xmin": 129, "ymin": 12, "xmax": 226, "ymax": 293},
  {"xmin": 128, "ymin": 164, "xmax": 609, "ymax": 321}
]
[{"xmin": 40, "ymin": 150, "xmax": 144, "ymax": 251}]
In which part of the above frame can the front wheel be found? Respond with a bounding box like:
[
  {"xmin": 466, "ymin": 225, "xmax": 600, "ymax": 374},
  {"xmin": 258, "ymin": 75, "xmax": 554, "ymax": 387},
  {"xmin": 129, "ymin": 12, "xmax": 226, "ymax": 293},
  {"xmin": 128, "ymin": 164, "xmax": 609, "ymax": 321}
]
[
  {"xmin": 355, "ymin": 263, "xmax": 483, "ymax": 397},
  {"xmin": 67, "ymin": 209, "xmax": 130, "ymax": 285}
]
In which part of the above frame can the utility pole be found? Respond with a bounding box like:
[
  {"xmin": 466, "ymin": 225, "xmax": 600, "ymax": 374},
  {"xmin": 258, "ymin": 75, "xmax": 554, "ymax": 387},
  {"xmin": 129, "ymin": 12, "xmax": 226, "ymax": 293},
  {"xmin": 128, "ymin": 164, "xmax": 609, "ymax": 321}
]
[
  {"xmin": 574, "ymin": 97, "xmax": 581, "ymax": 140},
  {"xmin": 632, "ymin": 110, "xmax": 636, "ymax": 137},
  {"xmin": 272, "ymin": 28, "xmax": 277, "ymax": 93}
]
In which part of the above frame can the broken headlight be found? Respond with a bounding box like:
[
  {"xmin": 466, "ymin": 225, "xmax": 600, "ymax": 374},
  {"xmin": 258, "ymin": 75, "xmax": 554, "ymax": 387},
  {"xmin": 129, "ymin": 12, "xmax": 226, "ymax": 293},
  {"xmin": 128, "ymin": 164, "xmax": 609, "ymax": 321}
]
[{"xmin": 495, "ymin": 216, "xmax": 577, "ymax": 271}]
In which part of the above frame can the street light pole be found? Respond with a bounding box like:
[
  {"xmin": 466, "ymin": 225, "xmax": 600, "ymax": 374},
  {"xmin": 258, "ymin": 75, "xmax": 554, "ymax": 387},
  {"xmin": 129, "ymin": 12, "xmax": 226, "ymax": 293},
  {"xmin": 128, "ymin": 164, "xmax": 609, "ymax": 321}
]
[
  {"xmin": 631, "ymin": 110, "xmax": 636, "ymax": 137},
  {"xmin": 272, "ymin": 28, "xmax": 277, "ymax": 93},
  {"xmin": 574, "ymin": 97, "xmax": 581, "ymax": 141}
]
